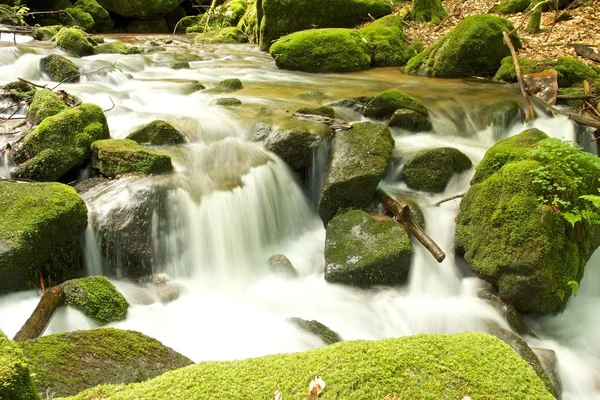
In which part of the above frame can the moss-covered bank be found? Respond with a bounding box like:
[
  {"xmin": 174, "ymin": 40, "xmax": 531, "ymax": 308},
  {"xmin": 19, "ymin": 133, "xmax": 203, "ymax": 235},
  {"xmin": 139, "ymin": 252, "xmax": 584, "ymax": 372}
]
[{"xmin": 0, "ymin": 330, "xmax": 39, "ymax": 400}]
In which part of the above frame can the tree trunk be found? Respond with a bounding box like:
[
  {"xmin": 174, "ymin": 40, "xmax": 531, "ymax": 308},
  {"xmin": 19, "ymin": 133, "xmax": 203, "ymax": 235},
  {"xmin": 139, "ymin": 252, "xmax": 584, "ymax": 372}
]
[
  {"xmin": 527, "ymin": 0, "xmax": 543, "ymax": 33},
  {"xmin": 13, "ymin": 286, "xmax": 65, "ymax": 342}
]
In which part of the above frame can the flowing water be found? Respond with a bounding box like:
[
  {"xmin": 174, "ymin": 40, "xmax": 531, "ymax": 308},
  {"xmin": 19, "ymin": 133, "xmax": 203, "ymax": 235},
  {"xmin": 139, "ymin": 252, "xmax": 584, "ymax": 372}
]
[{"xmin": 0, "ymin": 34, "xmax": 599, "ymax": 399}]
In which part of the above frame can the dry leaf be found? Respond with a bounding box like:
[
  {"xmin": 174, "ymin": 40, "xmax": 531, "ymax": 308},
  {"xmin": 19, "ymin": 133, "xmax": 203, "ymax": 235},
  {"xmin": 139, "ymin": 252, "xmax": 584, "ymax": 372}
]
[
  {"xmin": 273, "ymin": 389, "xmax": 282, "ymax": 400},
  {"xmin": 307, "ymin": 376, "xmax": 326, "ymax": 400}
]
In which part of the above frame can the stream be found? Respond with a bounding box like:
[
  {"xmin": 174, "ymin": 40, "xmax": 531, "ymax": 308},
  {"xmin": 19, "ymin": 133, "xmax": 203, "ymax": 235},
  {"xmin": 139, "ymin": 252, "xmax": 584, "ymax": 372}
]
[{"xmin": 0, "ymin": 34, "xmax": 599, "ymax": 400}]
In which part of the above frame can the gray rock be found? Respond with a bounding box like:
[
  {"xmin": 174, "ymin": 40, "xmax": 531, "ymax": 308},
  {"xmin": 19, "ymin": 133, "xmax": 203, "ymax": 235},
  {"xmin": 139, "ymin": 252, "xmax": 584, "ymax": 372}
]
[{"xmin": 268, "ymin": 254, "xmax": 298, "ymax": 277}]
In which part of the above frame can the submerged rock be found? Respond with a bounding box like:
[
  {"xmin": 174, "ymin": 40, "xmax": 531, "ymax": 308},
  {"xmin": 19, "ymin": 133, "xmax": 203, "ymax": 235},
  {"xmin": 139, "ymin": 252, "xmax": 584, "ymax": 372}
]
[
  {"xmin": 127, "ymin": 120, "xmax": 185, "ymax": 145},
  {"xmin": 363, "ymin": 89, "xmax": 428, "ymax": 120},
  {"xmin": 55, "ymin": 27, "xmax": 94, "ymax": 57},
  {"xmin": 403, "ymin": 147, "xmax": 472, "ymax": 193},
  {"xmin": 0, "ymin": 182, "xmax": 87, "ymax": 294},
  {"xmin": 288, "ymin": 317, "xmax": 341, "ymax": 344},
  {"xmin": 39, "ymin": 54, "xmax": 80, "ymax": 83},
  {"xmin": 0, "ymin": 330, "xmax": 39, "ymax": 400},
  {"xmin": 19, "ymin": 328, "xmax": 194, "ymax": 398},
  {"xmin": 214, "ymin": 97, "xmax": 242, "ymax": 107},
  {"xmin": 295, "ymin": 106, "xmax": 335, "ymax": 119},
  {"xmin": 94, "ymin": 41, "xmax": 140, "ymax": 55},
  {"xmin": 359, "ymin": 15, "xmax": 409, "ymax": 67},
  {"xmin": 388, "ymin": 109, "xmax": 432, "ymax": 131},
  {"xmin": 26, "ymin": 89, "xmax": 67, "ymax": 126},
  {"xmin": 215, "ymin": 78, "xmax": 243, "ymax": 91},
  {"xmin": 478, "ymin": 289, "xmax": 529, "ymax": 335},
  {"xmin": 324, "ymin": 209, "xmax": 412, "ymax": 287},
  {"xmin": 91, "ymin": 139, "xmax": 174, "ymax": 177},
  {"xmin": 268, "ymin": 254, "xmax": 298, "ymax": 277},
  {"xmin": 483, "ymin": 99, "xmax": 521, "ymax": 133}
]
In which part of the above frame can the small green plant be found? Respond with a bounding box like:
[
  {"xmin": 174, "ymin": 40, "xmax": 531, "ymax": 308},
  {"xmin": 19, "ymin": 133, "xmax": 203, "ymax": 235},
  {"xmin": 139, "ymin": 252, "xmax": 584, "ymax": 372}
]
[
  {"xmin": 562, "ymin": 188, "xmax": 600, "ymax": 228},
  {"xmin": 555, "ymin": 280, "xmax": 580, "ymax": 301}
]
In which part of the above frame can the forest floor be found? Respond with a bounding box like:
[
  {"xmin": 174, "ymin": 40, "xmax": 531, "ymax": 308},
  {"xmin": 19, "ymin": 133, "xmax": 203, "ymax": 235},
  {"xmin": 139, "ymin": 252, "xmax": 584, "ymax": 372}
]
[{"xmin": 403, "ymin": 0, "xmax": 600, "ymax": 64}]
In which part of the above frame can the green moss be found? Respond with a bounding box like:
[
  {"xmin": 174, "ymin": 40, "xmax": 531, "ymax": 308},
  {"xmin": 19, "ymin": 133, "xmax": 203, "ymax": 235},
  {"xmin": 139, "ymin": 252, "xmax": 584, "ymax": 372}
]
[
  {"xmin": 325, "ymin": 209, "xmax": 412, "ymax": 287},
  {"xmin": 0, "ymin": 182, "xmax": 87, "ymax": 294},
  {"xmin": 405, "ymin": 15, "xmax": 521, "ymax": 78},
  {"xmin": 127, "ymin": 120, "xmax": 185, "ymax": 145},
  {"xmin": 215, "ymin": 78, "xmax": 243, "ymax": 91},
  {"xmin": 403, "ymin": 147, "xmax": 472, "ymax": 193},
  {"xmin": 93, "ymin": 0, "xmax": 183, "ymax": 19},
  {"xmin": 288, "ymin": 318, "xmax": 342, "ymax": 345},
  {"xmin": 260, "ymin": 0, "xmax": 392, "ymax": 50},
  {"xmin": 62, "ymin": 7, "xmax": 95, "ymax": 32},
  {"xmin": 0, "ymin": 330, "xmax": 39, "ymax": 400},
  {"xmin": 295, "ymin": 105, "xmax": 335, "ymax": 118},
  {"xmin": 215, "ymin": 97, "xmax": 242, "ymax": 106},
  {"xmin": 26, "ymin": 89, "xmax": 68, "ymax": 126},
  {"xmin": 60, "ymin": 332, "xmax": 554, "ymax": 400},
  {"xmin": 363, "ymin": 89, "xmax": 428, "ymax": 119},
  {"xmin": 483, "ymin": 99, "xmax": 521, "ymax": 131},
  {"xmin": 270, "ymin": 28, "xmax": 371, "ymax": 73},
  {"xmin": 388, "ymin": 109, "xmax": 432, "ymax": 131},
  {"xmin": 39, "ymin": 55, "xmax": 81, "ymax": 83},
  {"xmin": 195, "ymin": 27, "xmax": 248, "ymax": 44},
  {"xmin": 74, "ymin": 0, "xmax": 114, "ymax": 32},
  {"xmin": 32, "ymin": 25, "xmax": 61, "ymax": 41},
  {"xmin": 318, "ymin": 121, "xmax": 393, "ymax": 224},
  {"xmin": 493, "ymin": 56, "xmax": 539, "ymax": 82},
  {"xmin": 546, "ymin": 56, "xmax": 599, "ymax": 87},
  {"xmin": 55, "ymin": 27, "xmax": 94, "ymax": 57},
  {"xmin": 359, "ymin": 15, "xmax": 409, "ymax": 67},
  {"xmin": 492, "ymin": 0, "xmax": 530, "ymax": 14},
  {"xmin": 62, "ymin": 276, "xmax": 128, "ymax": 324},
  {"xmin": 411, "ymin": 0, "xmax": 447, "ymax": 23},
  {"xmin": 19, "ymin": 328, "xmax": 193, "ymax": 398},
  {"xmin": 1, "ymin": 80, "xmax": 36, "ymax": 102},
  {"xmin": 226, "ymin": 0, "xmax": 247, "ymax": 25},
  {"xmin": 91, "ymin": 139, "xmax": 173, "ymax": 177},
  {"xmin": 94, "ymin": 42, "xmax": 140, "ymax": 54},
  {"xmin": 237, "ymin": 0, "xmax": 258, "ymax": 42}
]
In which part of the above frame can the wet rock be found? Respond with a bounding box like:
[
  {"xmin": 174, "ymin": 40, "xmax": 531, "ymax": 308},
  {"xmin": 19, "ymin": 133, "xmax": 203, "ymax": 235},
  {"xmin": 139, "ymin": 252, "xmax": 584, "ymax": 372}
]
[
  {"xmin": 359, "ymin": 15, "xmax": 410, "ymax": 67},
  {"xmin": 0, "ymin": 182, "xmax": 87, "ymax": 294},
  {"xmin": 483, "ymin": 99, "xmax": 521, "ymax": 133},
  {"xmin": 40, "ymin": 54, "xmax": 80, "ymax": 83},
  {"xmin": 74, "ymin": 0, "xmax": 114, "ymax": 32},
  {"xmin": 94, "ymin": 41, "xmax": 140, "ymax": 55},
  {"xmin": 215, "ymin": 78, "xmax": 243, "ymax": 91},
  {"xmin": 195, "ymin": 27, "xmax": 248, "ymax": 44},
  {"xmin": 327, "ymin": 96, "xmax": 373, "ymax": 114},
  {"xmin": 478, "ymin": 289, "xmax": 529, "ymax": 335},
  {"xmin": 171, "ymin": 61, "xmax": 190, "ymax": 69},
  {"xmin": 524, "ymin": 70, "xmax": 559, "ymax": 105},
  {"xmin": 127, "ymin": 120, "xmax": 186, "ymax": 145},
  {"xmin": 532, "ymin": 347, "xmax": 562, "ymax": 399},
  {"xmin": 299, "ymin": 91, "xmax": 328, "ymax": 100},
  {"xmin": 295, "ymin": 106, "xmax": 335, "ymax": 119},
  {"xmin": 55, "ymin": 27, "xmax": 94, "ymax": 57},
  {"xmin": 62, "ymin": 276, "xmax": 129, "ymax": 325},
  {"xmin": 250, "ymin": 123, "xmax": 272, "ymax": 142},
  {"xmin": 324, "ymin": 209, "xmax": 412, "ymax": 287},
  {"xmin": 214, "ymin": 97, "xmax": 242, "ymax": 107},
  {"xmin": 97, "ymin": 0, "xmax": 184, "ymax": 19},
  {"xmin": 32, "ymin": 25, "xmax": 61, "ymax": 41},
  {"xmin": 0, "ymin": 330, "xmax": 39, "ymax": 400},
  {"xmin": 91, "ymin": 139, "xmax": 173, "ymax": 177},
  {"xmin": 318, "ymin": 121, "xmax": 393, "ymax": 224},
  {"xmin": 268, "ymin": 254, "xmax": 298, "ymax": 277},
  {"xmin": 388, "ymin": 109, "xmax": 432, "ymax": 132},
  {"xmin": 288, "ymin": 317, "xmax": 341, "ymax": 344},
  {"xmin": 127, "ymin": 18, "xmax": 170, "ymax": 34},
  {"xmin": 61, "ymin": 7, "xmax": 96, "ymax": 32},
  {"xmin": 364, "ymin": 89, "xmax": 428, "ymax": 120},
  {"xmin": 403, "ymin": 147, "xmax": 472, "ymax": 193},
  {"xmin": 26, "ymin": 89, "xmax": 67, "ymax": 125},
  {"xmin": 1, "ymin": 80, "xmax": 36, "ymax": 102},
  {"xmin": 19, "ymin": 328, "xmax": 194, "ymax": 398}
]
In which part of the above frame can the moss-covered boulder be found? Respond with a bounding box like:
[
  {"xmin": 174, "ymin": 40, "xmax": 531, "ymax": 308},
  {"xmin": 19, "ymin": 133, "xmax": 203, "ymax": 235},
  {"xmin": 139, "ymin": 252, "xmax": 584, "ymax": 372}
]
[
  {"xmin": 1, "ymin": 80, "xmax": 36, "ymax": 102},
  {"xmin": 260, "ymin": 0, "xmax": 392, "ymax": 51},
  {"xmin": 62, "ymin": 332, "xmax": 555, "ymax": 399},
  {"xmin": 26, "ymin": 89, "xmax": 68, "ymax": 126},
  {"xmin": 74, "ymin": 0, "xmax": 114, "ymax": 32},
  {"xmin": 388, "ymin": 109, "xmax": 432, "ymax": 131},
  {"xmin": 364, "ymin": 89, "xmax": 428, "ymax": 120},
  {"xmin": 295, "ymin": 105, "xmax": 335, "ymax": 118},
  {"xmin": 195, "ymin": 27, "xmax": 247, "ymax": 44},
  {"xmin": 403, "ymin": 147, "xmax": 472, "ymax": 193},
  {"xmin": 411, "ymin": 0, "xmax": 447, "ymax": 23},
  {"xmin": 265, "ymin": 120, "xmax": 332, "ymax": 171},
  {"xmin": 127, "ymin": 120, "xmax": 185, "ymax": 145},
  {"xmin": 93, "ymin": 41, "xmax": 140, "ymax": 54},
  {"xmin": 0, "ymin": 182, "xmax": 87, "ymax": 294},
  {"xmin": 545, "ymin": 56, "xmax": 599, "ymax": 88},
  {"xmin": 359, "ymin": 15, "xmax": 409, "ymax": 67},
  {"xmin": 61, "ymin": 7, "xmax": 95, "ymax": 32},
  {"xmin": 268, "ymin": 254, "xmax": 298, "ymax": 277},
  {"xmin": 215, "ymin": 78, "xmax": 243, "ymax": 91},
  {"xmin": 13, "ymin": 103, "xmax": 110, "ymax": 182},
  {"xmin": 32, "ymin": 25, "xmax": 61, "ymax": 41},
  {"xmin": 19, "ymin": 328, "xmax": 193, "ymax": 398},
  {"xmin": 288, "ymin": 317, "xmax": 341, "ymax": 345},
  {"xmin": 493, "ymin": 56, "xmax": 538, "ymax": 83},
  {"xmin": 492, "ymin": 0, "xmax": 530, "ymax": 13},
  {"xmin": 318, "ymin": 121, "xmax": 393, "ymax": 224},
  {"xmin": 127, "ymin": 18, "xmax": 170, "ymax": 33},
  {"xmin": 55, "ymin": 27, "xmax": 94, "ymax": 57},
  {"xmin": 456, "ymin": 129, "xmax": 600, "ymax": 314},
  {"xmin": 39, "ymin": 54, "xmax": 80, "ymax": 83},
  {"xmin": 269, "ymin": 28, "xmax": 371, "ymax": 73},
  {"xmin": 237, "ymin": 0, "xmax": 259, "ymax": 43},
  {"xmin": 214, "ymin": 97, "xmax": 242, "ymax": 106},
  {"xmin": 61, "ymin": 276, "xmax": 128, "ymax": 325},
  {"xmin": 324, "ymin": 209, "xmax": 412, "ymax": 287},
  {"xmin": 96, "ymin": 0, "xmax": 183, "ymax": 18},
  {"xmin": 0, "ymin": 330, "xmax": 39, "ymax": 400},
  {"xmin": 405, "ymin": 15, "xmax": 521, "ymax": 78},
  {"xmin": 483, "ymin": 99, "xmax": 521, "ymax": 132},
  {"xmin": 91, "ymin": 139, "xmax": 173, "ymax": 177}
]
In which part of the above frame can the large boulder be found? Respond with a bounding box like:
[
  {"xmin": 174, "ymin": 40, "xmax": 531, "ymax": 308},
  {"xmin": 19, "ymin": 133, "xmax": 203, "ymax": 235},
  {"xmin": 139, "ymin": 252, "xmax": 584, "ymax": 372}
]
[
  {"xmin": 359, "ymin": 15, "xmax": 409, "ymax": 67},
  {"xmin": 91, "ymin": 139, "xmax": 173, "ymax": 177},
  {"xmin": 127, "ymin": 120, "xmax": 185, "ymax": 145},
  {"xmin": 61, "ymin": 7, "xmax": 95, "ymax": 32},
  {"xmin": 0, "ymin": 330, "xmax": 39, "ymax": 400},
  {"xmin": 388, "ymin": 109, "xmax": 432, "ymax": 131},
  {"xmin": 260, "ymin": 0, "xmax": 392, "ymax": 50},
  {"xmin": 74, "ymin": 0, "xmax": 114, "ymax": 32},
  {"xmin": 363, "ymin": 89, "xmax": 428, "ymax": 120},
  {"xmin": 13, "ymin": 103, "xmax": 110, "ymax": 182},
  {"xmin": 402, "ymin": 147, "xmax": 472, "ymax": 193},
  {"xmin": 19, "ymin": 328, "xmax": 194, "ymax": 398},
  {"xmin": 405, "ymin": 15, "xmax": 521, "ymax": 78},
  {"xmin": 456, "ymin": 129, "xmax": 600, "ymax": 314},
  {"xmin": 26, "ymin": 89, "xmax": 67, "ymax": 126},
  {"xmin": 61, "ymin": 276, "xmax": 129, "ymax": 325},
  {"xmin": 67, "ymin": 332, "xmax": 555, "ymax": 399},
  {"xmin": 55, "ymin": 27, "xmax": 94, "ymax": 57},
  {"xmin": 269, "ymin": 28, "xmax": 371, "ymax": 73},
  {"xmin": 0, "ymin": 182, "xmax": 88, "ymax": 294},
  {"xmin": 324, "ymin": 209, "xmax": 412, "ymax": 287},
  {"xmin": 39, "ymin": 55, "xmax": 80, "ymax": 83},
  {"xmin": 97, "ymin": 0, "xmax": 184, "ymax": 18},
  {"xmin": 318, "ymin": 121, "xmax": 393, "ymax": 224}
]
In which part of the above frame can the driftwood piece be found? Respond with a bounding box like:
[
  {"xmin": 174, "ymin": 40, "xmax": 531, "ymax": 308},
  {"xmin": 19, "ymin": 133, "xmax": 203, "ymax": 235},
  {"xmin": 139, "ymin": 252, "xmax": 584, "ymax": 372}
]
[
  {"xmin": 377, "ymin": 190, "xmax": 446, "ymax": 263},
  {"xmin": 502, "ymin": 32, "xmax": 534, "ymax": 121},
  {"xmin": 574, "ymin": 44, "xmax": 600, "ymax": 63},
  {"xmin": 433, "ymin": 193, "xmax": 465, "ymax": 206},
  {"xmin": 13, "ymin": 285, "xmax": 65, "ymax": 342},
  {"xmin": 523, "ymin": 70, "xmax": 558, "ymax": 105}
]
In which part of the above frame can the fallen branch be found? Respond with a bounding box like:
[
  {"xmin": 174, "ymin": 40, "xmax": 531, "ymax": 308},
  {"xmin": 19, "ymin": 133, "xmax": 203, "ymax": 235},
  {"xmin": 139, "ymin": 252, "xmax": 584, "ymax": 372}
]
[
  {"xmin": 542, "ymin": 42, "xmax": 599, "ymax": 47},
  {"xmin": 503, "ymin": 31, "xmax": 534, "ymax": 121},
  {"xmin": 574, "ymin": 44, "xmax": 600, "ymax": 63},
  {"xmin": 17, "ymin": 77, "xmax": 46, "ymax": 89},
  {"xmin": 556, "ymin": 94, "xmax": 597, "ymax": 100},
  {"xmin": 507, "ymin": 0, "xmax": 551, "ymax": 35},
  {"xmin": 433, "ymin": 193, "xmax": 465, "ymax": 207},
  {"xmin": 434, "ymin": 6, "xmax": 461, "ymax": 32},
  {"xmin": 13, "ymin": 285, "xmax": 65, "ymax": 342},
  {"xmin": 377, "ymin": 190, "xmax": 446, "ymax": 263},
  {"xmin": 103, "ymin": 96, "xmax": 115, "ymax": 112}
]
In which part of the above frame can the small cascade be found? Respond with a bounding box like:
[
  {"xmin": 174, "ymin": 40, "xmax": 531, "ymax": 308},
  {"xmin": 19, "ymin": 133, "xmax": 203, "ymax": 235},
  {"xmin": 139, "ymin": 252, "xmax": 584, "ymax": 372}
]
[
  {"xmin": 0, "ymin": 148, "xmax": 13, "ymax": 179},
  {"xmin": 306, "ymin": 138, "xmax": 331, "ymax": 207}
]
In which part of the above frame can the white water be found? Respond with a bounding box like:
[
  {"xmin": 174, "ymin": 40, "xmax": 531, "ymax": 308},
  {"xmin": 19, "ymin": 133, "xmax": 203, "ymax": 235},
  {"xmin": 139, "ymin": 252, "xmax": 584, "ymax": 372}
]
[{"xmin": 0, "ymin": 35, "xmax": 599, "ymax": 399}]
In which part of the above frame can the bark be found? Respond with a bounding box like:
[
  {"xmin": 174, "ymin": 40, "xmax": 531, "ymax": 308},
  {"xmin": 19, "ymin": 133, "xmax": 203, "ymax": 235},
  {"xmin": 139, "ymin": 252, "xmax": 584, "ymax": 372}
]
[{"xmin": 13, "ymin": 285, "xmax": 65, "ymax": 342}]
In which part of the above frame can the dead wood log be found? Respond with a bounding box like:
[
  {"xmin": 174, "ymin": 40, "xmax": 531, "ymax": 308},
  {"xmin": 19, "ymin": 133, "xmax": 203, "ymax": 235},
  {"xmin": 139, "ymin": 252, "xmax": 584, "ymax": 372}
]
[
  {"xmin": 13, "ymin": 285, "xmax": 65, "ymax": 342},
  {"xmin": 574, "ymin": 44, "xmax": 600, "ymax": 63},
  {"xmin": 502, "ymin": 31, "xmax": 535, "ymax": 122},
  {"xmin": 433, "ymin": 193, "xmax": 465, "ymax": 206},
  {"xmin": 377, "ymin": 190, "xmax": 446, "ymax": 263}
]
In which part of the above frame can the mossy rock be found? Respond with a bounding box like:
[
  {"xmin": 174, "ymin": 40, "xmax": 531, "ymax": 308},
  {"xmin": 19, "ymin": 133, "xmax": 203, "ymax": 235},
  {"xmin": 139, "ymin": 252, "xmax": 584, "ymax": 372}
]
[
  {"xmin": 295, "ymin": 105, "xmax": 334, "ymax": 119},
  {"xmin": 545, "ymin": 56, "xmax": 599, "ymax": 87},
  {"xmin": 363, "ymin": 89, "xmax": 428, "ymax": 120},
  {"xmin": 94, "ymin": 42, "xmax": 140, "ymax": 54},
  {"xmin": 265, "ymin": 120, "xmax": 332, "ymax": 170},
  {"xmin": 14, "ymin": 103, "xmax": 110, "ymax": 182},
  {"xmin": 171, "ymin": 61, "xmax": 190, "ymax": 69},
  {"xmin": 0, "ymin": 330, "xmax": 39, "ymax": 400},
  {"xmin": 0, "ymin": 182, "xmax": 87, "ymax": 294},
  {"xmin": 195, "ymin": 27, "xmax": 248, "ymax": 44},
  {"xmin": 405, "ymin": 15, "xmax": 521, "ymax": 78},
  {"xmin": 39, "ymin": 54, "xmax": 80, "ymax": 83},
  {"xmin": 62, "ymin": 276, "xmax": 129, "ymax": 325},
  {"xmin": 127, "ymin": 18, "xmax": 169, "ymax": 33},
  {"xmin": 74, "ymin": 0, "xmax": 114, "ymax": 32},
  {"xmin": 1, "ymin": 80, "xmax": 36, "ymax": 102},
  {"xmin": 55, "ymin": 27, "xmax": 94, "ymax": 57},
  {"xmin": 127, "ymin": 120, "xmax": 185, "ymax": 145},
  {"xmin": 61, "ymin": 332, "xmax": 555, "ymax": 400},
  {"xmin": 324, "ymin": 209, "xmax": 412, "ymax": 287},
  {"xmin": 403, "ymin": 147, "xmax": 472, "ymax": 193},
  {"xmin": 215, "ymin": 78, "xmax": 243, "ymax": 91},
  {"xmin": 26, "ymin": 89, "xmax": 68, "ymax": 126},
  {"xmin": 477, "ymin": 289, "xmax": 529, "ymax": 336},
  {"xmin": 269, "ymin": 28, "xmax": 371, "ymax": 73},
  {"xmin": 260, "ymin": 0, "xmax": 392, "ymax": 51},
  {"xmin": 91, "ymin": 139, "xmax": 173, "ymax": 177},
  {"xmin": 288, "ymin": 317, "xmax": 341, "ymax": 345},
  {"xmin": 96, "ymin": 0, "xmax": 184, "ymax": 18},
  {"xmin": 32, "ymin": 25, "xmax": 61, "ymax": 41},
  {"xmin": 359, "ymin": 15, "xmax": 409, "ymax": 67},
  {"xmin": 456, "ymin": 130, "xmax": 600, "ymax": 314},
  {"xmin": 318, "ymin": 121, "xmax": 393, "ymax": 224},
  {"xmin": 493, "ymin": 56, "xmax": 539, "ymax": 83},
  {"xmin": 62, "ymin": 7, "xmax": 95, "ymax": 32},
  {"xmin": 492, "ymin": 0, "xmax": 530, "ymax": 13},
  {"xmin": 214, "ymin": 97, "xmax": 242, "ymax": 106},
  {"xmin": 483, "ymin": 99, "xmax": 521, "ymax": 132},
  {"xmin": 388, "ymin": 109, "xmax": 432, "ymax": 131},
  {"xmin": 237, "ymin": 0, "xmax": 259, "ymax": 42},
  {"xmin": 411, "ymin": 0, "xmax": 447, "ymax": 23},
  {"xmin": 268, "ymin": 254, "xmax": 298, "ymax": 277},
  {"xmin": 19, "ymin": 328, "xmax": 193, "ymax": 398}
]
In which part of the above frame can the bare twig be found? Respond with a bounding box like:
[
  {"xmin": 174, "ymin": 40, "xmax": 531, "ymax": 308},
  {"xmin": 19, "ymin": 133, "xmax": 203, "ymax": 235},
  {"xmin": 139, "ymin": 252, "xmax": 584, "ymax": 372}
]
[
  {"xmin": 103, "ymin": 96, "xmax": 115, "ymax": 112},
  {"xmin": 17, "ymin": 77, "xmax": 47, "ymax": 89},
  {"xmin": 434, "ymin": 5, "xmax": 461, "ymax": 33},
  {"xmin": 508, "ymin": 0, "xmax": 551, "ymax": 35},
  {"xmin": 503, "ymin": 31, "xmax": 535, "ymax": 121},
  {"xmin": 542, "ymin": 42, "xmax": 599, "ymax": 47},
  {"xmin": 49, "ymin": 62, "xmax": 118, "ymax": 91},
  {"xmin": 433, "ymin": 193, "xmax": 466, "ymax": 206}
]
